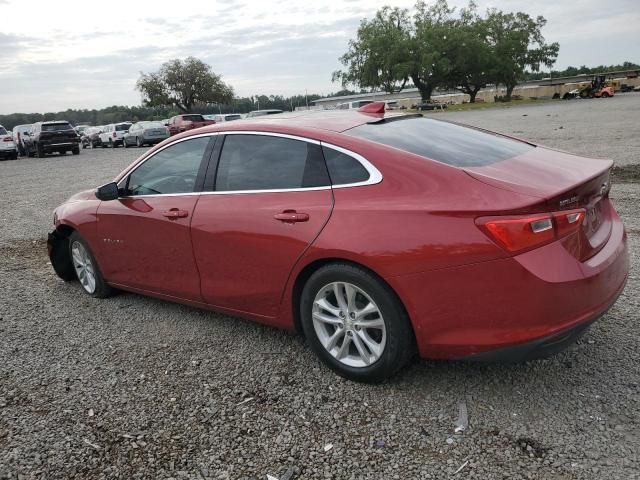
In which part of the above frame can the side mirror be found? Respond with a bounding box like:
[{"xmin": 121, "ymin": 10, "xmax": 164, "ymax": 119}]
[{"xmin": 95, "ymin": 182, "xmax": 119, "ymax": 201}]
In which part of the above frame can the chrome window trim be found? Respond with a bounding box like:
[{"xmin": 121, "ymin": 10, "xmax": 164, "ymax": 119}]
[{"xmin": 115, "ymin": 130, "xmax": 383, "ymax": 199}]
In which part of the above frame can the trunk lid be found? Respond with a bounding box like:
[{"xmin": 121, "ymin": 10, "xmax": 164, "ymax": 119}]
[{"xmin": 465, "ymin": 147, "xmax": 613, "ymax": 260}]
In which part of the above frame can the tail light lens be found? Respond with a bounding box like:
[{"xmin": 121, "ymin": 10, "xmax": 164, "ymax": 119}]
[
  {"xmin": 477, "ymin": 208, "xmax": 586, "ymax": 254},
  {"xmin": 3, "ymin": 136, "xmax": 13, "ymax": 142},
  {"xmin": 113, "ymin": 132, "xmax": 117, "ymax": 138}
]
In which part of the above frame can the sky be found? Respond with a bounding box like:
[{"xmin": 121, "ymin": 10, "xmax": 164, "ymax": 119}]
[{"xmin": 0, "ymin": 0, "xmax": 638, "ymax": 114}]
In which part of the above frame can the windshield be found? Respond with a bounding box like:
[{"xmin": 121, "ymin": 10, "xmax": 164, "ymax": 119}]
[
  {"xmin": 346, "ymin": 117, "xmax": 533, "ymax": 167},
  {"xmin": 182, "ymin": 115, "xmax": 204, "ymax": 122},
  {"xmin": 42, "ymin": 123, "xmax": 72, "ymax": 132}
]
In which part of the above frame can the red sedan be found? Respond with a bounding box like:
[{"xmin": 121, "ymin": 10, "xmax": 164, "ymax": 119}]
[{"xmin": 48, "ymin": 103, "xmax": 629, "ymax": 382}]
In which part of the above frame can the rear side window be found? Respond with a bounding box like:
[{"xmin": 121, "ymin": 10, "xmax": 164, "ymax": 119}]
[
  {"xmin": 322, "ymin": 146, "xmax": 370, "ymax": 185},
  {"xmin": 216, "ymin": 135, "xmax": 330, "ymax": 191},
  {"xmin": 346, "ymin": 117, "xmax": 533, "ymax": 167}
]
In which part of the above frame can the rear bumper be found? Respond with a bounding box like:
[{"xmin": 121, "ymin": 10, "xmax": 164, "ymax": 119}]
[{"xmin": 389, "ymin": 202, "xmax": 629, "ymax": 360}]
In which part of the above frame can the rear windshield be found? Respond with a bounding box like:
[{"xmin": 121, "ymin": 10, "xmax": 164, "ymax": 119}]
[
  {"xmin": 143, "ymin": 122, "xmax": 164, "ymax": 128},
  {"xmin": 0, "ymin": 127, "xmax": 7, "ymax": 135},
  {"xmin": 182, "ymin": 115, "xmax": 204, "ymax": 122},
  {"xmin": 225, "ymin": 114, "xmax": 241, "ymax": 121},
  {"xmin": 115, "ymin": 124, "xmax": 130, "ymax": 131},
  {"xmin": 42, "ymin": 123, "xmax": 72, "ymax": 132},
  {"xmin": 346, "ymin": 117, "xmax": 533, "ymax": 167}
]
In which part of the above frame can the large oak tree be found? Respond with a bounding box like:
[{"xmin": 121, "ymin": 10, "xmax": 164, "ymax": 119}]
[{"xmin": 136, "ymin": 57, "xmax": 234, "ymax": 113}]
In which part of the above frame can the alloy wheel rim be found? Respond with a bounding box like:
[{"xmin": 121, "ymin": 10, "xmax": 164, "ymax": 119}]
[
  {"xmin": 71, "ymin": 242, "xmax": 96, "ymax": 294},
  {"xmin": 312, "ymin": 282, "xmax": 386, "ymax": 368}
]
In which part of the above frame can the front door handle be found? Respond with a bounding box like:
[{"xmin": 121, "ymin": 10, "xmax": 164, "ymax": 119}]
[
  {"xmin": 162, "ymin": 208, "xmax": 189, "ymax": 219},
  {"xmin": 274, "ymin": 211, "xmax": 309, "ymax": 223}
]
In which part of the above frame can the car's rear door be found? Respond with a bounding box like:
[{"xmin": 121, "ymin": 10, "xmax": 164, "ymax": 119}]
[
  {"xmin": 190, "ymin": 132, "xmax": 334, "ymax": 318},
  {"xmin": 96, "ymin": 135, "xmax": 215, "ymax": 300}
]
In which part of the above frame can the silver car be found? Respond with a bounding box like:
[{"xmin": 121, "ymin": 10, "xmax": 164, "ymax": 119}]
[
  {"xmin": 0, "ymin": 125, "xmax": 18, "ymax": 160},
  {"xmin": 123, "ymin": 121, "xmax": 169, "ymax": 147}
]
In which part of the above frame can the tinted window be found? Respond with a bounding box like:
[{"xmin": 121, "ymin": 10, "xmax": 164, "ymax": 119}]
[
  {"xmin": 123, "ymin": 137, "xmax": 209, "ymax": 196},
  {"xmin": 225, "ymin": 114, "xmax": 241, "ymax": 121},
  {"xmin": 116, "ymin": 124, "xmax": 130, "ymax": 131},
  {"xmin": 42, "ymin": 123, "xmax": 72, "ymax": 132},
  {"xmin": 182, "ymin": 115, "xmax": 204, "ymax": 122},
  {"xmin": 0, "ymin": 127, "xmax": 7, "ymax": 135},
  {"xmin": 322, "ymin": 146, "xmax": 370, "ymax": 185},
  {"xmin": 346, "ymin": 117, "xmax": 533, "ymax": 167},
  {"xmin": 216, "ymin": 135, "xmax": 330, "ymax": 191}
]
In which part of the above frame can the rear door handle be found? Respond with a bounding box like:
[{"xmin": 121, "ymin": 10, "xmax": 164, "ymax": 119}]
[
  {"xmin": 162, "ymin": 208, "xmax": 189, "ymax": 219},
  {"xmin": 274, "ymin": 211, "xmax": 309, "ymax": 223}
]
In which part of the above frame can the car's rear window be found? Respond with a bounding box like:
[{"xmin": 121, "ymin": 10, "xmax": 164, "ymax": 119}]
[
  {"xmin": 182, "ymin": 115, "xmax": 204, "ymax": 122},
  {"xmin": 115, "ymin": 124, "xmax": 130, "ymax": 131},
  {"xmin": 225, "ymin": 115, "xmax": 241, "ymax": 121},
  {"xmin": 0, "ymin": 127, "xmax": 7, "ymax": 135},
  {"xmin": 42, "ymin": 123, "xmax": 72, "ymax": 132},
  {"xmin": 346, "ymin": 117, "xmax": 533, "ymax": 167}
]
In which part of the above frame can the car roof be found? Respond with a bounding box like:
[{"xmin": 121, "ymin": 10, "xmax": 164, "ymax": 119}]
[{"xmin": 194, "ymin": 109, "xmax": 417, "ymax": 135}]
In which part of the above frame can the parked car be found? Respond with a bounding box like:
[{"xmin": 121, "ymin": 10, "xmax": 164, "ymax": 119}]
[
  {"xmin": 82, "ymin": 127, "xmax": 104, "ymax": 148},
  {"xmin": 246, "ymin": 109, "xmax": 284, "ymax": 118},
  {"xmin": 413, "ymin": 101, "xmax": 448, "ymax": 111},
  {"xmin": 12, "ymin": 124, "xmax": 31, "ymax": 156},
  {"xmin": 167, "ymin": 114, "xmax": 215, "ymax": 136},
  {"xmin": 75, "ymin": 125, "xmax": 90, "ymax": 135},
  {"xmin": 205, "ymin": 114, "xmax": 242, "ymax": 123},
  {"xmin": 123, "ymin": 121, "xmax": 169, "ymax": 147},
  {"xmin": 336, "ymin": 101, "xmax": 373, "ymax": 110},
  {"xmin": 0, "ymin": 125, "xmax": 18, "ymax": 160},
  {"xmin": 99, "ymin": 123, "xmax": 131, "ymax": 148},
  {"xmin": 47, "ymin": 102, "xmax": 629, "ymax": 382},
  {"xmin": 24, "ymin": 121, "xmax": 80, "ymax": 157}
]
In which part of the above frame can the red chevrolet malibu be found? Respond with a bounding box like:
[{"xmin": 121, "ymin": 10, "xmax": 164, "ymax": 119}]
[{"xmin": 48, "ymin": 103, "xmax": 629, "ymax": 382}]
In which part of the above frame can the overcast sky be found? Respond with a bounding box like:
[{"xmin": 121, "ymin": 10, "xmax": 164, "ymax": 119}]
[{"xmin": 0, "ymin": 0, "xmax": 638, "ymax": 114}]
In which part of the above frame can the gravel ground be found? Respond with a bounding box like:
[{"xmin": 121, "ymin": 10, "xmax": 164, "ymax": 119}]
[{"xmin": 0, "ymin": 98, "xmax": 639, "ymax": 480}]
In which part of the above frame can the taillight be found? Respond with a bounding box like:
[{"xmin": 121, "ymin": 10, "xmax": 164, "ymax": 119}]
[
  {"xmin": 113, "ymin": 132, "xmax": 117, "ymax": 138},
  {"xmin": 3, "ymin": 136, "xmax": 13, "ymax": 142},
  {"xmin": 476, "ymin": 208, "xmax": 586, "ymax": 254}
]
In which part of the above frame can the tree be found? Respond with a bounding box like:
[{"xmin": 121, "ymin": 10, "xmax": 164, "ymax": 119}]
[
  {"xmin": 410, "ymin": 0, "xmax": 458, "ymax": 101},
  {"xmin": 448, "ymin": 3, "xmax": 494, "ymax": 103},
  {"xmin": 332, "ymin": 6, "xmax": 412, "ymax": 94},
  {"xmin": 485, "ymin": 11, "xmax": 559, "ymax": 100},
  {"xmin": 136, "ymin": 57, "xmax": 234, "ymax": 113}
]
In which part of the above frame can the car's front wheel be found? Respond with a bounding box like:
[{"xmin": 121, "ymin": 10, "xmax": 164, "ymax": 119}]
[
  {"xmin": 69, "ymin": 232, "xmax": 113, "ymax": 298},
  {"xmin": 300, "ymin": 263, "xmax": 415, "ymax": 382}
]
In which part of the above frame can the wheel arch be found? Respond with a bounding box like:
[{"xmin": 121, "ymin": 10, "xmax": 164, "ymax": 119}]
[{"xmin": 290, "ymin": 257, "xmax": 415, "ymax": 344}]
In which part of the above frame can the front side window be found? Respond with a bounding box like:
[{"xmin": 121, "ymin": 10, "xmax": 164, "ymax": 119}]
[
  {"xmin": 215, "ymin": 134, "xmax": 330, "ymax": 191},
  {"xmin": 123, "ymin": 137, "xmax": 209, "ymax": 196}
]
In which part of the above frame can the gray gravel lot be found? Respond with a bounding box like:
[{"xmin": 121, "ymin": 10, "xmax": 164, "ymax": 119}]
[{"xmin": 1, "ymin": 98, "xmax": 639, "ymax": 480}]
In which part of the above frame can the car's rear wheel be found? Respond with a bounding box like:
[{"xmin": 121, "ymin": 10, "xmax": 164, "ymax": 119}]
[
  {"xmin": 69, "ymin": 232, "xmax": 113, "ymax": 298},
  {"xmin": 300, "ymin": 263, "xmax": 415, "ymax": 382},
  {"xmin": 36, "ymin": 144, "xmax": 44, "ymax": 158}
]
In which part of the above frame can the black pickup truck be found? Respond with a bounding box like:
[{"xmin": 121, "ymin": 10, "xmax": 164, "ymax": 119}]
[{"xmin": 24, "ymin": 121, "xmax": 80, "ymax": 157}]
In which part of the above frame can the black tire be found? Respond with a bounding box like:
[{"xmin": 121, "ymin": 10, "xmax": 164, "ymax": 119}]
[
  {"xmin": 68, "ymin": 231, "xmax": 114, "ymax": 298},
  {"xmin": 18, "ymin": 145, "xmax": 25, "ymax": 156},
  {"xmin": 72, "ymin": 147, "xmax": 80, "ymax": 155},
  {"xmin": 300, "ymin": 263, "xmax": 415, "ymax": 382},
  {"xmin": 36, "ymin": 143, "xmax": 44, "ymax": 158},
  {"xmin": 11, "ymin": 152, "xmax": 18, "ymax": 160},
  {"xmin": 601, "ymin": 92, "xmax": 610, "ymax": 98}
]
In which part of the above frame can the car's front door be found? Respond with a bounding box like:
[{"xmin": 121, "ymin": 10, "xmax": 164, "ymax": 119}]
[
  {"xmin": 96, "ymin": 135, "xmax": 213, "ymax": 300},
  {"xmin": 190, "ymin": 133, "xmax": 334, "ymax": 318}
]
